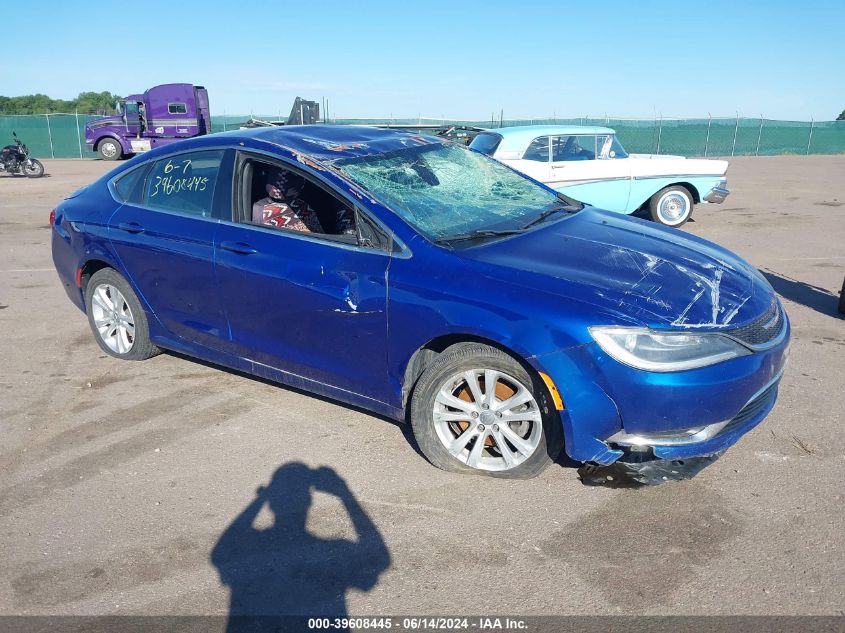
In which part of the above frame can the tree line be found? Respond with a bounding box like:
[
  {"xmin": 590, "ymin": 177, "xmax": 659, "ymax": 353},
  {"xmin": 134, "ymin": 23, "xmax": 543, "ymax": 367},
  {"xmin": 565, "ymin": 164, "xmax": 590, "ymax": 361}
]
[{"xmin": 0, "ymin": 91, "xmax": 121, "ymax": 115}]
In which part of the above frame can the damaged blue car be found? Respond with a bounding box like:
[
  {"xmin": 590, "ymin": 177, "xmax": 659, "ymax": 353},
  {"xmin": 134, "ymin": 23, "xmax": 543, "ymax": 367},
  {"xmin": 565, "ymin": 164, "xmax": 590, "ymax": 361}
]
[{"xmin": 51, "ymin": 126, "xmax": 789, "ymax": 482}]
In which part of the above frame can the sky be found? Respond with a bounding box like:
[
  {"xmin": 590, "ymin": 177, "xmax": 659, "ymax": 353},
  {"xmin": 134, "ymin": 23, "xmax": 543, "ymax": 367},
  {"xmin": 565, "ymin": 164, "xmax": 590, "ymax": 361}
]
[{"xmin": 3, "ymin": 0, "xmax": 844, "ymax": 121}]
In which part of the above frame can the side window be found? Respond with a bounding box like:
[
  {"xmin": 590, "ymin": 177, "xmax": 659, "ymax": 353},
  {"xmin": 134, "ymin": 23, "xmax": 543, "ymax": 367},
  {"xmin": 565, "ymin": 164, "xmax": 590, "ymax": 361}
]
[
  {"xmin": 242, "ymin": 159, "xmax": 358, "ymax": 242},
  {"xmin": 113, "ymin": 164, "xmax": 148, "ymax": 203},
  {"xmin": 522, "ymin": 136, "xmax": 550, "ymax": 162},
  {"xmin": 596, "ymin": 135, "xmax": 613, "ymax": 159},
  {"xmin": 142, "ymin": 150, "xmax": 224, "ymax": 217},
  {"xmin": 552, "ymin": 135, "xmax": 597, "ymax": 162},
  {"xmin": 168, "ymin": 103, "xmax": 188, "ymax": 114}
]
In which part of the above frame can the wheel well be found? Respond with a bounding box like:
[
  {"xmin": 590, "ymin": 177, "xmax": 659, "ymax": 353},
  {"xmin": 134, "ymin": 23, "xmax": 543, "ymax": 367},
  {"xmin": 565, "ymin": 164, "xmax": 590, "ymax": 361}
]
[
  {"xmin": 672, "ymin": 182, "xmax": 700, "ymax": 204},
  {"xmin": 637, "ymin": 182, "xmax": 700, "ymax": 213},
  {"xmin": 401, "ymin": 334, "xmax": 540, "ymax": 408},
  {"xmin": 79, "ymin": 259, "xmax": 112, "ymax": 295}
]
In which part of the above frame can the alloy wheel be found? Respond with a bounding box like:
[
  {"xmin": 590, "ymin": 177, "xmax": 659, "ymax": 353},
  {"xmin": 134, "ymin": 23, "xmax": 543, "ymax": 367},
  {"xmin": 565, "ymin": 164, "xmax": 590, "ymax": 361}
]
[
  {"xmin": 432, "ymin": 369, "xmax": 543, "ymax": 472},
  {"xmin": 90, "ymin": 283, "xmax": 135, "ymax": 354}
]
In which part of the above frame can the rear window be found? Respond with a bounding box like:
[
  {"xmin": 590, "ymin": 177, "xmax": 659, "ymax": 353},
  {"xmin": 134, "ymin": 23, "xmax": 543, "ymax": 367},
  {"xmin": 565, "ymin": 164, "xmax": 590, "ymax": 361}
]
[
  {"xmin": 112, "ymin": 164, "xmax": 147, "ymax": 203},
  {"xmin": 469, "ymin": 133, "xmax": 502, "ymax": 156},
  {"xmin": 141, "ymin": 150, "xmax": 224, "ymax": 217}
]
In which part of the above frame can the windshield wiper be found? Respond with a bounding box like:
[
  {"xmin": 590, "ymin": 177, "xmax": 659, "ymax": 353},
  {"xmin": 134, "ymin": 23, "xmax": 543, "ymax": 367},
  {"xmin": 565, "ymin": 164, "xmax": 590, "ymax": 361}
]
[
  {"xmin": 434, "ymin": 228, "xmax": 526, "ymax": 245},
  {"xmin": 520, "ymin": 203, "xmax": 580, "ymax": 230}
]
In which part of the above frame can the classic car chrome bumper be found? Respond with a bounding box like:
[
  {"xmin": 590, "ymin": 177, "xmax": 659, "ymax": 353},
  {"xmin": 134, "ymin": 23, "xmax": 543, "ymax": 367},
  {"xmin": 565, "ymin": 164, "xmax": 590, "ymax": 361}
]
[{"xmin": 703, "ymin": 180, "xmax": 730, "ymax": 203}]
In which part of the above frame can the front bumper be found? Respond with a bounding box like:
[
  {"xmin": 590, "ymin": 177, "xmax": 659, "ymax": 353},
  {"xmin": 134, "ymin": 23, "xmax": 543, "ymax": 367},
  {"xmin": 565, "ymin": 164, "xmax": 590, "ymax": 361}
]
[
  {"xmin": 703, "ymin": 180, "xmax": 730, "ymax": 203},
  {"xmin": 578, "ymin": 451, "xmax": 725, "ymax": 486},
  {"xmin": 538, "ymin": 315, "xmax": 789, "ymax": 467}
]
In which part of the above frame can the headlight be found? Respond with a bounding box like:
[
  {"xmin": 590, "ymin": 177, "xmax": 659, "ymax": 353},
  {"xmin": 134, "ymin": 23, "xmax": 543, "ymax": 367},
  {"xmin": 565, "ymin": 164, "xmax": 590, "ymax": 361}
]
[{"xmin": 589, "ymin": 326, "xmax": 750, "ymax": 372}]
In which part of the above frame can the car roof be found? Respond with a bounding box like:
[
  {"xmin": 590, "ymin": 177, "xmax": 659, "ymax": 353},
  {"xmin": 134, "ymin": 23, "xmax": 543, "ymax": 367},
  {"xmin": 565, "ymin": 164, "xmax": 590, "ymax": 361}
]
[
  {"xmin": 481, "ymin": 125, "xmax": 616, "ymax": 154},
  {"xmin": 208, "ymin": 124, "xmax": 447, "ymax": 162}
]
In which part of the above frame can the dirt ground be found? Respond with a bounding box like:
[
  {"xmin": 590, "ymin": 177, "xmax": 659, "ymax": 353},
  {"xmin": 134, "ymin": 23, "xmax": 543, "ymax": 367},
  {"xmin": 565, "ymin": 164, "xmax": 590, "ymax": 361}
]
[{"xmin": 0, "ymin": 156, "xmax": 843, "ymax": 618}]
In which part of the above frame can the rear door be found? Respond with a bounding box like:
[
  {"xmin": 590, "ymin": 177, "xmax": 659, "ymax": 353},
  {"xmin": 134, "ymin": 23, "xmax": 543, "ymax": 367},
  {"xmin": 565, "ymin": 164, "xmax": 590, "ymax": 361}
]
[{"xmin": 107, "ymin": 148, "xmax": 233, "ymax": 348}]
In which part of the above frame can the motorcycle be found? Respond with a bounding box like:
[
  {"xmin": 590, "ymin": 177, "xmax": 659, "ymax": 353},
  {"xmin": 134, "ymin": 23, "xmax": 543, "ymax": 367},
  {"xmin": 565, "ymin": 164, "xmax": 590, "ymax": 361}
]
[{"xmin": 1, "ymin": 132, "xmax": 45, "ymax": 178}]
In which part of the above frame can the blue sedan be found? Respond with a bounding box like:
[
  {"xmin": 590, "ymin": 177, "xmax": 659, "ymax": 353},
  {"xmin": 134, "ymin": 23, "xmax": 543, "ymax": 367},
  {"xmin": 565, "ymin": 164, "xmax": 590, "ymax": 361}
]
[{"xmin": 51, "ymin": 126, "xmax": 789, "ymax": 481}]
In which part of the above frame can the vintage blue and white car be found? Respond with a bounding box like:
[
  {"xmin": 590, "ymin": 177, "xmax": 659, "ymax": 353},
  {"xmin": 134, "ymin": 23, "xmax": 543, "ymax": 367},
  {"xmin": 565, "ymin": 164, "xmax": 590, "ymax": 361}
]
[{"xmin": 470, "ymin": 125, "xmax": 729, "ymax": 227}]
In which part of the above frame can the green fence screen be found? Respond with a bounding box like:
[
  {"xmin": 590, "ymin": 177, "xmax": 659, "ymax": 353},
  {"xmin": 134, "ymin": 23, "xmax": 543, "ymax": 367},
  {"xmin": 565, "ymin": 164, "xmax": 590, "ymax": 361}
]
[{"xmin": 1, "ymin": 113, "xmax": 843, "ymax": 159}]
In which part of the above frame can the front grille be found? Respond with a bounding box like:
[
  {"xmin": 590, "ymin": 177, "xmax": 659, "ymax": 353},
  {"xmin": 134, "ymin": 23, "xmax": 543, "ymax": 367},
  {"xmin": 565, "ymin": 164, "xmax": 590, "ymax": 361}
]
[
  {"xmin": 727, "ymin": 301, "xmax": 785, "ymax": 348},
  {"xmin": 719, "ymin": 381, "xmax": 779, "ymax": 435}
]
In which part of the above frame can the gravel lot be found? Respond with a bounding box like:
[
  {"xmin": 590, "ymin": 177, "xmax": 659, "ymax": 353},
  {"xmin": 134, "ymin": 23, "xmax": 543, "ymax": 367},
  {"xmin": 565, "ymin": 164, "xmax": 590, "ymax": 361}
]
[{"xmin": 0, "ymin": 156, "xmax": 843, "ymax": 619}]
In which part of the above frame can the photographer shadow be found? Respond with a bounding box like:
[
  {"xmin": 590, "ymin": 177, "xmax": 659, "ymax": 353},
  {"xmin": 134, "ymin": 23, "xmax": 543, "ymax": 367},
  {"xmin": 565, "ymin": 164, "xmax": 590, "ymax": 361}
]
[{"xmin": 211, "ymin": 463, "xmax": 391, "ymax": 632}]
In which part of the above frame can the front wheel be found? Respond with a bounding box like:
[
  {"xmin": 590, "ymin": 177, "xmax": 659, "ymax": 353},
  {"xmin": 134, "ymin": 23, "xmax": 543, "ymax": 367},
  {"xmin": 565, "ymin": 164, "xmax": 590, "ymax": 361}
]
[
  {"xmin": 649, "ymin": 185, "xmax": 693, "ymax": 227},
  {"xmin": 85, "ymin": 268, "xmax": 160, "ymax": 360},
  {"xmin": 23, "ymin": 159, "xmax": 44, "ymax": 178},
  {"xmin": 98, "ymin": 138, "xmax": 123, "ymax": 161},
  {"xmin": 410, "ymin": 343, "xmax": 563, "ymax": 478}
]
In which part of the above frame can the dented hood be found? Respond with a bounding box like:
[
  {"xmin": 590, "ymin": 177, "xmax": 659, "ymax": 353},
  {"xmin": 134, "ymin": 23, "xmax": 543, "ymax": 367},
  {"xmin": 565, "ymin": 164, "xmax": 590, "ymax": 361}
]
[{"xmin": 462, "ymin": 208, "xmax": 773, "ymax": 328}]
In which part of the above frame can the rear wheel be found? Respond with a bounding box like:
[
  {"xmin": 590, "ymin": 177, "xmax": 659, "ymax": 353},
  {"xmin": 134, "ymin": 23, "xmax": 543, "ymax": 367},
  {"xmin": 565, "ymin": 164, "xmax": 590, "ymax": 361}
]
[
  {"xmin": 98, "ymin": 138, "xmax": 122, "ymax": 161},
  {"xmin": 85, "ymin": 268, "xmax": 160, "ymax": 360},
  {"xmin": 410, "ymin": 343, "xmax": 563, "ymax": 478},
  {"xmin": 23, "ymin": 159, "xmax": 44, "ymax": 177},
  {"xmin": 649, "ymin": 185, "xmax": 693, "ymax": 227}
]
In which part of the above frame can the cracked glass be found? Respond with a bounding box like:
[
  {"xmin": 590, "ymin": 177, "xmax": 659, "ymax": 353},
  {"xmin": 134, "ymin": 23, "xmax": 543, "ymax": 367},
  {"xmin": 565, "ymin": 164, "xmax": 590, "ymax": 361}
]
[{"xmin": 335, "ymin": 143, "xmax": 568, "ymax": 240}]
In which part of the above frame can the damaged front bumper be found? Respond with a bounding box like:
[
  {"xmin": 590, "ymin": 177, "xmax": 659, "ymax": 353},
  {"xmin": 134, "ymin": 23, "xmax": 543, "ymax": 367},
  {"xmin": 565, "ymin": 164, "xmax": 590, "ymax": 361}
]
[
  {"xmin": 537, "ymin": 316, "xmax": 788, "ymax": 477},
  {"xmin": 579, "ymin": 450, "xmax": 725, "ymax": 486},
  {"xmin": 572, "ymin": 371, "xmax": 780, "ymax": 485}
]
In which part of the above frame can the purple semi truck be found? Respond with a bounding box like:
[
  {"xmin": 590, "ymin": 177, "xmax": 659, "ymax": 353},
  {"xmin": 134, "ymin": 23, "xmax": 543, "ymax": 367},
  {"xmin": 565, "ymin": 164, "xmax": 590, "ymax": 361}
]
[{"xmin": 84, "ymin": 83, "xmax": 211, "ymax": 160}]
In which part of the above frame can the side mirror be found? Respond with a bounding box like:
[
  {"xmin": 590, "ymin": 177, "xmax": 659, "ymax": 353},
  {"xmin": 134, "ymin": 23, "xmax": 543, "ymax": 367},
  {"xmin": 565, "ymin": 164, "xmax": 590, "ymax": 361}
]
[{"xmin": 609, "ymin": 150, "xmax": 616, "ymax": 158}]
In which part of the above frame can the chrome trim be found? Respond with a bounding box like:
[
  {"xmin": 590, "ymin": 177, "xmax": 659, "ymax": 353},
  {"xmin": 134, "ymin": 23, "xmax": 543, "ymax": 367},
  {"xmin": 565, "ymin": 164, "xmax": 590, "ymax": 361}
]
[
  {"xmin": 632, "ymin": 173, "xmax": 725, "ymax": 181},
  {"xmin": 242, "ymin": 355, "xmax": 392, "ymax": 407},
  {"xmin": 607, "ymin": 368, "xmax": 785, "ymax": 447},
  {"xmin": 549, "ymin": 176, "xmax": 631, "ymax": 186},
  {"xmin": 704, "ymin": 180, "xmax": 730, "ymax": 203},
  {"xmin": 148, "ymin": 119, "xmax": 198, "ymax": 127}
]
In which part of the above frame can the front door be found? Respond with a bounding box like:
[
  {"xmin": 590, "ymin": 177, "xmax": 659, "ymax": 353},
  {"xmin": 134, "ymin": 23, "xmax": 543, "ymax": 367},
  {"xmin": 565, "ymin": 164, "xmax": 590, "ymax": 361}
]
[
  {"xmin": 214, "ymin": 155, "xmax": 392, "ymax": 402},
  {"xmin": 548, "ymin": 134, "xmax": 632, "ymax": 211}
]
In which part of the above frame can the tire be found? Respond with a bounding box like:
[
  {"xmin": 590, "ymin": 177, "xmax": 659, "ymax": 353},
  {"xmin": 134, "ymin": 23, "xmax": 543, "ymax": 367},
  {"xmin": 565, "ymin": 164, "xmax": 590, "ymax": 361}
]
[
  {"xmin": 98, "ymin": 138, "xmax": 123, "ymax": 161},
  {"xmin": 409, "ymin": 343, "xmax": 563, "ymax": 478},
  {"xmin": 649, "ymin": 185, "xmax": 693, "ymax": 227},
  {"xmin": 23, "ymin": 159, "xmax": 44, "ymax": 178},
  {"xmin": 85, "ymin": 268, "xmax": 160, "ymax": 360}
]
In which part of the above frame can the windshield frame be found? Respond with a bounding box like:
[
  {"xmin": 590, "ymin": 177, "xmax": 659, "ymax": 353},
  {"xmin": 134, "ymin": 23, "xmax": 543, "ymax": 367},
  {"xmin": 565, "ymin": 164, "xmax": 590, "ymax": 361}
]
[{"xmin": 331, "ymin": 141, "xmax": 582, "ymax": 247}]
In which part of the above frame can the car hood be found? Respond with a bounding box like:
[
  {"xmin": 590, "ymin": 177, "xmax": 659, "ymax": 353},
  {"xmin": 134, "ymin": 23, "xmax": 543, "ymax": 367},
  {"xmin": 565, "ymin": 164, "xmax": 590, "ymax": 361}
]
[{"xmin": 460, "ymin": 208, "xmax": 772, "ymax": 329}]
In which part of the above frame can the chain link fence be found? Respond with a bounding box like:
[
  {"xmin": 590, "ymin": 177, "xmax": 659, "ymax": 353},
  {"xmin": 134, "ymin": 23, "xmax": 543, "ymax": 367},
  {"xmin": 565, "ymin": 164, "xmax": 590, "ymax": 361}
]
[{"xmin": 1, "ymin": 113, "xmax": 843, "ymax": 159}]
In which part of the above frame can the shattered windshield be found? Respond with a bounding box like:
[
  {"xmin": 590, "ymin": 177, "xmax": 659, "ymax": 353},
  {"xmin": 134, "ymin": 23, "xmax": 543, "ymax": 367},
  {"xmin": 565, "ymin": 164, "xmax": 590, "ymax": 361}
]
[{"xmin": 334, "ymin": 143, "xmax": 577, "ymax": 242}]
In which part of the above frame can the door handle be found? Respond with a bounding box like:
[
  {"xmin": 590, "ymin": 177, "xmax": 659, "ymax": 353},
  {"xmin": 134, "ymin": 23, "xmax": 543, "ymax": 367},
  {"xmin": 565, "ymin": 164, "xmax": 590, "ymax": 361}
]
[
  {"xmin": 220, "ymin": 240, "xmax": 258, "ymax": 255},
  {"xmin": 117, "ymin": 221, "xmax": 145, "ymax": 234}
]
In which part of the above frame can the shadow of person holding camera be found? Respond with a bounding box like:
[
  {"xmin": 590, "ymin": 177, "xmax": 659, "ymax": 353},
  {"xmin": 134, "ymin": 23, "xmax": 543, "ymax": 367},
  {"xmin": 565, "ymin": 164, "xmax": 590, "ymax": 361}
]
[{"xmin": 211, "ymin": 463, "xmax": 391, "ymax": 632}]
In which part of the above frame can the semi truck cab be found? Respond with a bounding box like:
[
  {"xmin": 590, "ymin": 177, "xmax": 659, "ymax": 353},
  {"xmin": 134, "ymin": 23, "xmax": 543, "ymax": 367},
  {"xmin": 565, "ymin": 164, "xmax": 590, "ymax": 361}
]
[{"xmin": 85, "ymin": 83, "xmax": 211, "ymax": 160}]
